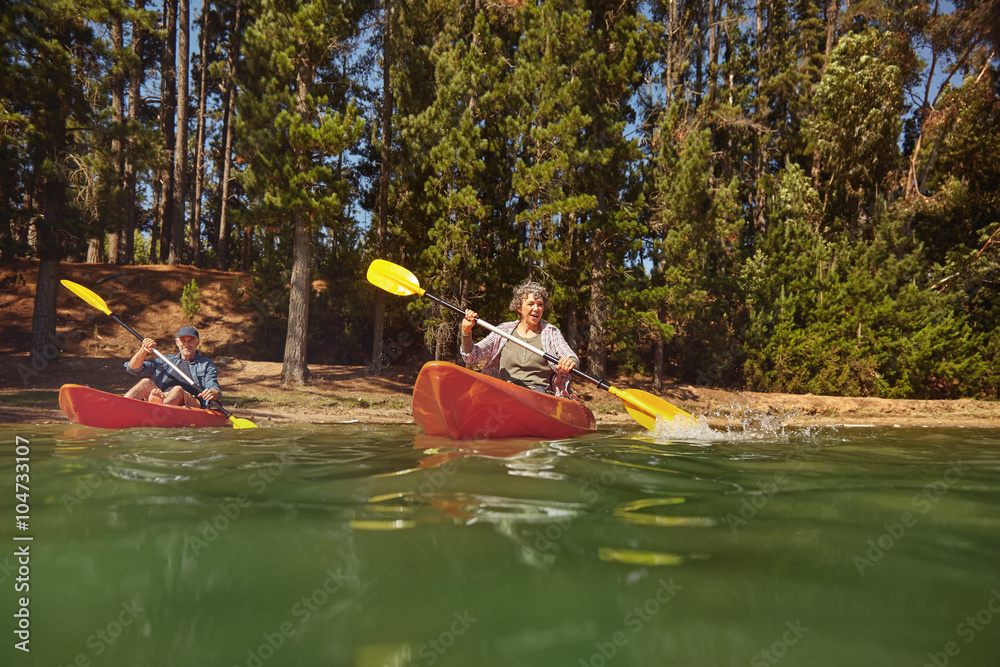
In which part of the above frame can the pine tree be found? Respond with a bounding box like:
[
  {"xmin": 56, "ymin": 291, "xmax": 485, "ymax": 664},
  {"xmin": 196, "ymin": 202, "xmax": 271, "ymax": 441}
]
[
  {"xmin": 802, "ymin": 28, "xmax": 907, "ymax": 228},
  {"xmin": 574, "ymin": 0, "xmax": 645, "ymax": 379},
  {"xmin": 237, "ymin": 0, "xmax": 364, "ymax": 386},
  {"xmin": 4, "ymin": 0, "xmax": 110, "ymax": 366}
]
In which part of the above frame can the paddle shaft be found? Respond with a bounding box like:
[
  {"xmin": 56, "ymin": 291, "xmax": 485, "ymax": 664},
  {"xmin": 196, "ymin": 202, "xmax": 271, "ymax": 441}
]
[{"xmin": 115, "ymin": 314, "xmax": 231, "ymax": 417}]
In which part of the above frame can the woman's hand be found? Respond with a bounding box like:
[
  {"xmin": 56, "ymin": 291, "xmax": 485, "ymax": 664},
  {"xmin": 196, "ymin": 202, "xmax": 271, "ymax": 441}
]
[
  {"xmin": 461, "ymin": 309, "xmax": 478, "ymax": 336},
  {"xmin": 556, "ymin": 356, "xmax": 577, "ymax": 374}
]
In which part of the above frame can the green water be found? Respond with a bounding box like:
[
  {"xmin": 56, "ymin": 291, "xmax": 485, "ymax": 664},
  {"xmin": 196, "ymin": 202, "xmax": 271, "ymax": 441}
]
[{"xmin": 1, "ymin": 420, "xmax": 999, "ymax": 667}]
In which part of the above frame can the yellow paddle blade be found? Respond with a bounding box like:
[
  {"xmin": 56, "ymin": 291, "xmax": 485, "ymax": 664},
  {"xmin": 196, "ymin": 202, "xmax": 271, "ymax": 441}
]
[
  {"xmin": 366, "ymin": 259, "xmax": 426, "ymax": 297},
  {"xmin": 228, "ymin": 415, "xmax": 258, "ymax": 429},
  {"xmin": 61, "ymin": 279, "xmax": 112, "ymax": 315},
  {"xmin": 610, "ymin": 387, "xmax": 691, "ymax": 430}
]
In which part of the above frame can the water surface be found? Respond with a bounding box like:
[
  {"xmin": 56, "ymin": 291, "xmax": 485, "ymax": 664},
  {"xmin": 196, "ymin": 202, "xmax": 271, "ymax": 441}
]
[{"xmin": 1, "ymin": 421, "xmax": 999, "ymax": 666}]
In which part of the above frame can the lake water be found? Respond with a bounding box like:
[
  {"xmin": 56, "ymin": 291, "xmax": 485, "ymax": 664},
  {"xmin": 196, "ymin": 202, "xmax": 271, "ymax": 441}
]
[{"xmin": 1, "ymin": 419, "xmax": 999, "ymax": 667}]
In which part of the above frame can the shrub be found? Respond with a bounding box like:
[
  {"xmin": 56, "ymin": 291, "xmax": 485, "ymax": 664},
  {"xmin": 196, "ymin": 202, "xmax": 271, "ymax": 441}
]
[{"xmin": 181, "ymin": 279, "xmax": 201, "ymax": 320}]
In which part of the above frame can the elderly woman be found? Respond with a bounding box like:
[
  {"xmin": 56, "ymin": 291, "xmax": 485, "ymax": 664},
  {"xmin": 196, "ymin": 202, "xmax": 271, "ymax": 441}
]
[{"xmin": 460, "ymin": 279, "xmax": 579, "ymax": 397}]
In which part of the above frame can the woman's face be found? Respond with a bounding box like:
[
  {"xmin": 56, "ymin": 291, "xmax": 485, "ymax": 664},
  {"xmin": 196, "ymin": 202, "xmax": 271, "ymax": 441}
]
[{"xmin": 518, "ymin": 293, "xmax": 545, "ymax": 329}]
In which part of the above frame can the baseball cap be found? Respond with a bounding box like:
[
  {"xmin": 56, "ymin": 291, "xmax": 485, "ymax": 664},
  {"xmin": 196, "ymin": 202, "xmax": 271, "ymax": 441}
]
[{"xmin": 176, "ymin": 326, "xmax": 200, "ymax": 339}]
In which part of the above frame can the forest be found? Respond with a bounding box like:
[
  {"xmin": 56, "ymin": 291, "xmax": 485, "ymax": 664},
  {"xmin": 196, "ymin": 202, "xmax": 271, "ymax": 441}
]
[{"xmin": 2, "ymin": 0, "xmax": 998, "ymax": 398}]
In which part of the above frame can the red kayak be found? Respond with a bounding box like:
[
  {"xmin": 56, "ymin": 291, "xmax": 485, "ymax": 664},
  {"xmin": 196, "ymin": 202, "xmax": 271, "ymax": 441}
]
[
  {"xmin": 411, "ymin": 361, "xmax": 596, "ymax": 440},
  {"xmin": 58, "ymin": 384, "xmax": 231, "ymax": 429}
]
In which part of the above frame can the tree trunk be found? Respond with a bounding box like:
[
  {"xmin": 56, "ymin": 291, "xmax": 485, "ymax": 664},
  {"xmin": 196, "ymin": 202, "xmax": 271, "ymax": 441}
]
[
  {"xmin": 124, "ymin": 0, "xmax": 145, "ymax": 264},
  {"xmin": 30, "ymin": 256, "xmax": 61, "ymax": 370},
  {"xmin": 707, "ymin": 0, "xmax": 717, "ymax": 104},
  {"xmin": 281, "ymin": 211, "xmax": 311, "ymax": 386},
  {"xmin": 159, "ymin": 0, "xmax": 177, "ymax": 263},
  {"xmin": 370, "ymin": 0, "xmax": 392, "ymax": 375},
  {"xmin": 752, "ymin": 1, "xmax": 767, "ymax": 233},
  {"xmin": 151, "ymin": 179, "xmax": 161, "ymax": 258},
  {"xmin": 169, "ymin": 0, "xmax": 189, "ymax": 264},
  {"xmin": 31, "ymin": 155, "xmax": 67, "ymax": 370},
  {"xmin": 587, "ymin": 221, "xmax": 608, "ymax": 379},
  {"xmin": 190, "ymin": 0, "xmax": 210, "ymax": 268},
  {"xmin": 565, "ymin": 214, "xmax": 580, "ymax": 351},
  {"xmin": 282, "ymin": 67, "xmax": 313, "ymax": 387},
  {"xmin": 217, "ymin": 0, "xmax": 242, "ymax": 270},
  {"xmin": 87, "ymin": 238, "xmax": 103, "ymax": 263},
  {"xmin": 653, "ymin": 330, "xmax": 664, "ymax": 392},
  {"xmin": 108, "ymin": 16, "xmax": 125, "ymax": 264},
  {"xmin": 241, "ymin": 225, "xmax": 252, "ymax": 270},
  {"xmin": 825, "ymin": 0, "xmax": 840, "ymax": 59},
  {"xmin": 217, "ymin": 95, "xmax": 233, "ymax": 269},
  {"xmin": 666, "ymin": 0, "xmax": 678, "ymax": 97}
]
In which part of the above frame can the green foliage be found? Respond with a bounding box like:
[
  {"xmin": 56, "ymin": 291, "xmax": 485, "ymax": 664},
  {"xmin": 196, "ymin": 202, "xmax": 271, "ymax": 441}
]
[
  {"xmin": 133, "ymin": 231, "xmax": 151, "ymax": 265},
  {"xmin": 639, "ymin": 102, "xmax": 744, "ymax": 384},
  {"xmin": 745, "ymin": 168, "xmax": 987, "ymax": 398},
  {"xmin": 181, "ymin": 279, "xmax": 202, "ymax": 320},
  {"xmin": 803, "ymin": 28, "xmax": 907, "ymax": 225},
  {"xmin": 236, "ymin": 0, "xmax": 364, "ymax": 231},
  {"xmin": 3, "ymin": 0, "xmax": 998, "ymax": 398}
]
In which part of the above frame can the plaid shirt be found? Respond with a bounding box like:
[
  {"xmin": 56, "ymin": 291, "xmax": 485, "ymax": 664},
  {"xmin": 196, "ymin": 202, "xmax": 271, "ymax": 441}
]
[{"xmin": 460, "ymin": 320, "xmax": 578, "ymax": 397}]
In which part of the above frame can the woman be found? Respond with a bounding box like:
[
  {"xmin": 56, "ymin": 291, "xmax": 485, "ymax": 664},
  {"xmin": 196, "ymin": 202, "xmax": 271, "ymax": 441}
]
[{"xmin": 460, "ymin": 279, "xmax": 579, "ymax": 397}]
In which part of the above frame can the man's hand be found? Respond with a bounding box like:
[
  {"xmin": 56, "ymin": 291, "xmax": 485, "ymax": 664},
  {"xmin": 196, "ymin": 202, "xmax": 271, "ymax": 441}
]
[
  {"xmin": 199, "ymin": 387, "xmax": 221, "ymax": 403},
  {"xmin": 129, "ymin": 338, "xmax": 158, "ymax": 370}
]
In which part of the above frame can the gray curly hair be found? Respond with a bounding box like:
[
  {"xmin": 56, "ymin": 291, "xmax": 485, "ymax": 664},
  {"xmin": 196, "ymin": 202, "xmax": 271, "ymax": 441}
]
[{"xmin": 509, "ymin": 279, "xmax": 549, "ymax": 313}]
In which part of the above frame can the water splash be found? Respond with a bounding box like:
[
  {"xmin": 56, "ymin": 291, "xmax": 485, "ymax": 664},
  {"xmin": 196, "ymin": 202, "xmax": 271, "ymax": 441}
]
[{"xmin": 648, "ymin": 396, "xmax": 830, "ymax": 443}]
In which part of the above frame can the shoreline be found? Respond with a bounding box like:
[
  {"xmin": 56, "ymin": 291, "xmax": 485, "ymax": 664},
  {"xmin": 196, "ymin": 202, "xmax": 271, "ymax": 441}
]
[{"xmin": 3, "ymin": 357, "xmax": 999, "ymax": 429}]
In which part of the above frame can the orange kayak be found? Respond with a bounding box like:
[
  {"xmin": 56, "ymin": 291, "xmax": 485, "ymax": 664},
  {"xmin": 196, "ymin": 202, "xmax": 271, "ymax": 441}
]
[
  {"xmin": 411, "ymin": 361, "xmax": 596, "ymax": 440},
  {"xmin": 58, "ymin": 384, "xmax": 231, "ymax": 429}
]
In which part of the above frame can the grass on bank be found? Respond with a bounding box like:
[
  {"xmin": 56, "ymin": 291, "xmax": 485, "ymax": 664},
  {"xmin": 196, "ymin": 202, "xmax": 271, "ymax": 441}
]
[
  {"xmin": 0, "ymin": 390, "xmax": 60, "ymax": 408},
  {"xmin": 228, "ymin": 389, "xmax": 409, "ymax": 412}
]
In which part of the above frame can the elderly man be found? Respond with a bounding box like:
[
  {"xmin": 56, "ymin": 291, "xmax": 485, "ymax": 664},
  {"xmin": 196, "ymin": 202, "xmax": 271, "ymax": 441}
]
[{"xmin": 123, "ymin": 326, "xmax": 222, "ymax": 407}]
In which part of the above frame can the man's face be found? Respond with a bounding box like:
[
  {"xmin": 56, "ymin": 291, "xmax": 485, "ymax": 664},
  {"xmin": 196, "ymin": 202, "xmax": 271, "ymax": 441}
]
[{"xmin": 176, "ymin": 335, "xmax": 199, "ymax": 359}]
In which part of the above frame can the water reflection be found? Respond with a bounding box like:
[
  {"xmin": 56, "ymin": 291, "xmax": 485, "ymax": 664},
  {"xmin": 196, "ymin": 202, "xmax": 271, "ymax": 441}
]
[{"xmin": 5, "ymin": 423, "xmax": 1000, "ymax": 667}]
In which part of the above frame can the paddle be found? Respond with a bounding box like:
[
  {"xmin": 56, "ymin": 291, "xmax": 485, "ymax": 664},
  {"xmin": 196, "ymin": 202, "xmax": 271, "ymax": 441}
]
[
  {"xmin": 60, "ymin": 279, "xmax": 258, "ymax": 429},
  {"xmin": 366, "ymin": 259, "xmax": 692, "ymax": 429}
]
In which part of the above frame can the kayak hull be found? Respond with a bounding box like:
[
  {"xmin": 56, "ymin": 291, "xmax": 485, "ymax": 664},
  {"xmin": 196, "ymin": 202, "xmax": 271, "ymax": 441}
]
[
  {"xmin": 58, "ymin": 384, "xmax": 231, "ymax": 429},
  {"xmin": 411, "ymin": 361, "xmax": 596, "ymax": 440}
]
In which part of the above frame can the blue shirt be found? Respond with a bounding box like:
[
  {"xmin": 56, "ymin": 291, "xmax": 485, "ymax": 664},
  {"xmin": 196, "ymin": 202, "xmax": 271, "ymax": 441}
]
[{"xmin": 125, "ymin": 353, "xmax": 221, "ymax": 407}]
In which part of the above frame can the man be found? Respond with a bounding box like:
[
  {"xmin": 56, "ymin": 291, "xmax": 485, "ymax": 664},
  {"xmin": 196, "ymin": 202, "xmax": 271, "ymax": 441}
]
[{"xmin": 124, "ymin": 326, "xmax": 222, "ymax": 407}]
